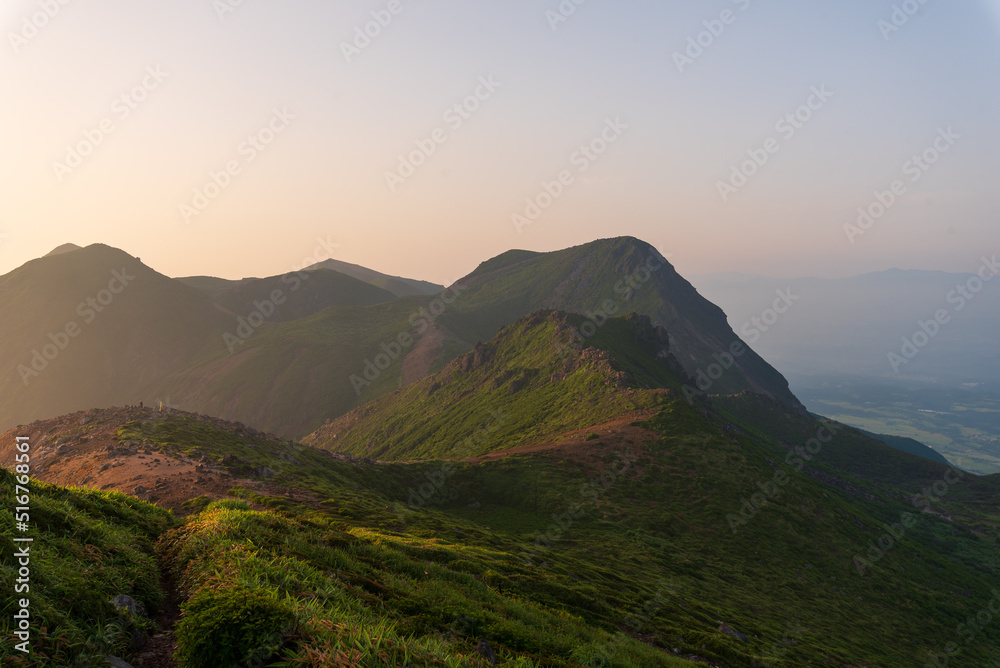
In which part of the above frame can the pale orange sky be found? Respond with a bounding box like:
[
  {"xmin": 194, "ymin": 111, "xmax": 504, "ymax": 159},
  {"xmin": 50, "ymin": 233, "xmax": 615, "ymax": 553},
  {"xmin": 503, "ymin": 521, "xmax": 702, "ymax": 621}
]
[{"xmin": 1, "ymin": 1, "xmax": 998, "ymax": 285}]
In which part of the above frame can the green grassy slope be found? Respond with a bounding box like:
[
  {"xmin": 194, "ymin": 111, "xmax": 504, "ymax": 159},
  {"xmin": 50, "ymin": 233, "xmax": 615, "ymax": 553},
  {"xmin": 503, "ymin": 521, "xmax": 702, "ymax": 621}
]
[
  {"xmin": 291, "ymin": 308, "xmax": 1000, "ymax": 666},
  {"xmin": 855, "ymin": 427, "xmax": 951, "ymax": 465},
  {"xmin": 6, "ymin": 395, "xmax": 999, "ymax": 666},
  {"xmin": 0, "ymin": 467, "xmax": 173, "ymax": 666},
  {"xmin": 438, "ymin": 237, "xmax": 802, "ymax": 409},
  {"xmin": 304, "ymin": 310, "xmax": 686, "ymax": 459}
]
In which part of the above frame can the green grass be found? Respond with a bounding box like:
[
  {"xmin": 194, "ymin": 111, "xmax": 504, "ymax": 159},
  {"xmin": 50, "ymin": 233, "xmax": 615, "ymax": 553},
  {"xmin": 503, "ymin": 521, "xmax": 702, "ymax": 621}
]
[
  {"xmin": 161, "ymin": 498, "xmax": 699, "ymax": 667},
  {"xmin": 7, "ymin": 391, "xmax": 1000, "ymax": 667},
  {"xmin": 304, "ymin": 311, "xmax": 679, "ymax": 460},
  {"xmin": 147, "ymin": 394, "xmax": 1000, "ymax": 667},
  {"xmin": 0, "ymin": 467, "xmax": 173, "ymax": 666}
]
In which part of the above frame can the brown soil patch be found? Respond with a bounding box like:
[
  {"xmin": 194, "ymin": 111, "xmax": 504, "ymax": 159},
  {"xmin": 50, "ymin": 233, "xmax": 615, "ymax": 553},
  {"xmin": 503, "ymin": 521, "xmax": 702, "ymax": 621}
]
[
  {"xmin": 401, "ymin": 320, "xmax": 449, "ymax": 386},
  {"xmin": 0, "ymin": 405, "xmax": 315, "ymax": 513},
  {"xmin": 465, "ymin": 409, "xmax": 662, "ymax": 476},
  {"xmin": 131, "ymin": 567, "xmax": 181, "ymax": 668}
]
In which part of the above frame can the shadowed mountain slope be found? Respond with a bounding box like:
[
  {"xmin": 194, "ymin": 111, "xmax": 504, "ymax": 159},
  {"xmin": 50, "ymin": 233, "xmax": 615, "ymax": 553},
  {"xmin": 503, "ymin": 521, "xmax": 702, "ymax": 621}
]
[
  {"xmin": 195, "ymin": 268, "xmax": 397, "ymax": 322},
  {"xmin": 440, "ymin": 237, "xmax": 803, "ymax": 410},
  {"xmin": 0, "ymin": 244, "xmax": 231, "ymax": 431},
  {"xmin": 1, "ymin": 238, "xmax": 802, "ymax": 439},
  {"xmin": 305, "ymin": 256, "xmax": 445, "ymax": 297}
]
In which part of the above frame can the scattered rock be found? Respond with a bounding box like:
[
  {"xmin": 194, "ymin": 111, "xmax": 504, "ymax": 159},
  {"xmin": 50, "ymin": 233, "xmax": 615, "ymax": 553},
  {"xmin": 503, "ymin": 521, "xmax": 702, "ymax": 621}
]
[
  {"xmin": 104, "ymin": 657, "xmax": 133, "ymax": 668},
  {"xmin": 718, "ymin": 622, "xmax": 748, "ymax": 642},
  {"xmin": 133, "ymin": 485, "xmax": 148, "ymax": 495},
  {"xmin": 475, "ymin": 639, "xmax": 497, "ymax": 666},
  {"xmin": 111, "ymin": 594, "xmax": 146, "ymax": 618},
  {"xmin": 56, "ymin": 445, "xmax": 72, "ymax": 455}
]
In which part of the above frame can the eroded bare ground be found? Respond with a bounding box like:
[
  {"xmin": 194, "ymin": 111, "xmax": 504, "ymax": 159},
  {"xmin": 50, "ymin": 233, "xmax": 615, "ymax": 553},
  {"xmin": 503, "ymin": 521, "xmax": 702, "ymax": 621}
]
[
  {"xmin": 0, "ymin": 405, "xmax": 320, "ymax": 512},
  {"xmin": 400, "ymin": 319, "xmax": 449, "ymax": 386},
  {"xmin": 465, "ymin": 408, "xmax": 662, "ymax": 477}
]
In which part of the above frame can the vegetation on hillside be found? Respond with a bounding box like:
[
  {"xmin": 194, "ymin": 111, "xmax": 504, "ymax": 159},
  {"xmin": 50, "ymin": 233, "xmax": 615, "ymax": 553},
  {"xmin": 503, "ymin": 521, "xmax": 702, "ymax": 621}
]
[{"xmin": 0, "ymin": 467, "xmax": 173, "ymax": 666}]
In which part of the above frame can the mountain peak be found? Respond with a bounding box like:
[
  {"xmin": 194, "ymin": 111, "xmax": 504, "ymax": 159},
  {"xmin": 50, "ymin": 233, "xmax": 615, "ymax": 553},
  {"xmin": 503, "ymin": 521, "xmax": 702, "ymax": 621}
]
[{"xmin": 44, "ymin": 243, "xmax": 83, "ymax": 257}]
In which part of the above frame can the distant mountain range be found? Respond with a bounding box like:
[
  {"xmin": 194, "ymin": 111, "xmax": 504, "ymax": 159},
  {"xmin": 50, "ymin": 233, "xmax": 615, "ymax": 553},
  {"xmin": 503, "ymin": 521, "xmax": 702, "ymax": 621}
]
[
  {"xmin": 178, "ymin": 257, "xmax": 444, "ymax": 301},
  {"xmin": 1, "ymin": 238, "xmax": 800, "ymax": 441},
  {"xmin": 690, "ymin": 268, "xmax": 1000, "ymax": 387},
  {"xmin": 303, "ymin": 257, "xmax": 444, "ymax": 297}
]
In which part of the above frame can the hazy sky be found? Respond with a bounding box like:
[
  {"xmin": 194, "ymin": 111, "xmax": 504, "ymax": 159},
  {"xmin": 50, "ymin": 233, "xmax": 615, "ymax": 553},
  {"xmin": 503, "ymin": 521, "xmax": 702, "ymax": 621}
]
[{"xmin": 1, "ymin": 0, "xmax": 998, "ymax": 285}]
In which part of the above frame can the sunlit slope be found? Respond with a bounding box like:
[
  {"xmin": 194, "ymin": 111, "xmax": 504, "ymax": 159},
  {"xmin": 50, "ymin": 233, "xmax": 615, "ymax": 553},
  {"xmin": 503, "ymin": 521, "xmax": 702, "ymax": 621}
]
[
  {"xmin": 439, "ymin": 237, "xmax": 803, "ymax": 408},
  {"xmin": 304, "ymin": 310, "xmax": 687, "ymax": 459}
]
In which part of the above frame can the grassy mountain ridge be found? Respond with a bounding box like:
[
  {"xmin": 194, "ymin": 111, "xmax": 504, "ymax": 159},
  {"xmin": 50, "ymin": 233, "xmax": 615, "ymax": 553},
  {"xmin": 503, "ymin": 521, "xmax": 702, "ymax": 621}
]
[
  {"xmin": 304, "ymin": 310, "xmax": 686, "ymax": 459},
  {"xmin": 855, "ymin": 427, "xmax": 950, "ymax": 466},
  {"xmin": 305, "ymin": 257, "xmax": 445, "ymax": 297},
  {"xmin": 439, "ymin": 237, "xmax": 802, "ymax": 409},
  {"xmin": 3, "ymin": 238, "xmax": 801, "ymax": 440},
  {"xmin": 294, "ymin": 305, "xmax": 1000, "ymax": 665},
  {"xmin": 198, "ymin": 268, "xmax": 398, "ymax": 322}
]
